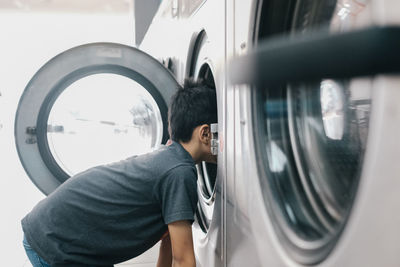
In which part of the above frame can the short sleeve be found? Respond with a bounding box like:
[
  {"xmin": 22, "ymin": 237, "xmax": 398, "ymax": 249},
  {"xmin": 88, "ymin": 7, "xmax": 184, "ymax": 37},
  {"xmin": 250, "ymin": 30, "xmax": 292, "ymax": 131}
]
[{"xmin": 158, "ymin": 166, "xmax": 198, "ymax": 225}]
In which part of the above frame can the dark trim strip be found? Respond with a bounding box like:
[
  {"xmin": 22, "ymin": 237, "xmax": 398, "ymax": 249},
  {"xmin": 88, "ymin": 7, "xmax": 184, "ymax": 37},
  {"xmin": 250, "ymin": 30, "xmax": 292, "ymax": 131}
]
[{"xmin": 230, "ymin": 26, "xmax": 400, "ymax": 86}]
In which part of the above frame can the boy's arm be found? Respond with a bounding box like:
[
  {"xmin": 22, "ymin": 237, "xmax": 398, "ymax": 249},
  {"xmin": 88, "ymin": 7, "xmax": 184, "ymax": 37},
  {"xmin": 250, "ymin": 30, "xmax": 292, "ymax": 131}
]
[
  {"xmin": 157, "ymin": 233, "xmax": 172, "ymax": 267},
  {"xmin": 167, "ymin": 220, "xmax": 196, "ymax": 267}
]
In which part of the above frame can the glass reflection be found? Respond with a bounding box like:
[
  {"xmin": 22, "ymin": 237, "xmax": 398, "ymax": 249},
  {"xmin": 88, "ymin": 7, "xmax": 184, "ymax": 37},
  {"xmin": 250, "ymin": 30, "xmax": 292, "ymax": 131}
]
[
  {"xmin": 196, "ymin": 162, "xmax": 217, "ymax": 199},
  {"xmin": 267, "ymin": 141, "xmax": 287, "ymax": 173},
  {"xmin": 47, "ymin": 74, "xmax": 163, "ymax": 175},
  {"xmin": 320, "ymin": 80, "xmax": 345, "ymax": 140},
  {"xmin": 331, "ymin": 0, "xmax": 369, "ymax": 31}
]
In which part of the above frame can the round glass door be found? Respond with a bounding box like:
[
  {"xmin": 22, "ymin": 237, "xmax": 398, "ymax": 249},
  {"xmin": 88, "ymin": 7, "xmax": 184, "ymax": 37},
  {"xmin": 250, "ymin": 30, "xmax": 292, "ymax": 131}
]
[
  {"xmin": 47, "ymin": 74, "xmax": 163, "ymax": 176},
  {"xmin": 254, "ymin": 0, "xmax": 372, "ymax": 264},
  {"xmin": 15, "ymin": 43, "xmax": 179, "ymax": 195},
  {"xmin": 189, "ymin": 31, "xmax": 219, "ymax": 232}
]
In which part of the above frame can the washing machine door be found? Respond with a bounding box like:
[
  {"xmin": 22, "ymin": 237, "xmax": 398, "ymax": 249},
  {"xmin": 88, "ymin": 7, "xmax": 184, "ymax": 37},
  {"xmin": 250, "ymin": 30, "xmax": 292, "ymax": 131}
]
[
  {"xmin": 15, "ymin": 43, "xmax": 179, "ymax": 195},
  {"xmin": 231, "ymin": 26, "xmax": 400, "ymax": 264}
]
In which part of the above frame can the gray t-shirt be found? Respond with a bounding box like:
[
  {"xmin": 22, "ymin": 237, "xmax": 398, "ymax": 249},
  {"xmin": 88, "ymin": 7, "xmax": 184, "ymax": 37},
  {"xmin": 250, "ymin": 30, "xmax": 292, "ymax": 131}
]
[{"xmin": 21, "ymin": 142, "xmax": 197, "ymax": 267}]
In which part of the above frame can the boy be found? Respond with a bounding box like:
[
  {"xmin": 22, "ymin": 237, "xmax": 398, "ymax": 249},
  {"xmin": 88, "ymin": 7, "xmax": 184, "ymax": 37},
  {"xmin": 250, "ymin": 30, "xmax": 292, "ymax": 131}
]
[{"xmin": 21, "ymin": 80, "xmax": 218, "ymax": 267}]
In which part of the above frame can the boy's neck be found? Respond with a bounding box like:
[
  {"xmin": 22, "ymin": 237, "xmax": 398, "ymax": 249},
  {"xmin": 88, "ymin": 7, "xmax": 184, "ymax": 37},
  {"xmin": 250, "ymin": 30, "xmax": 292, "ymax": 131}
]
[{"xmin": 179, "ymin": 141, "xmax": 202, "ymax": 164}]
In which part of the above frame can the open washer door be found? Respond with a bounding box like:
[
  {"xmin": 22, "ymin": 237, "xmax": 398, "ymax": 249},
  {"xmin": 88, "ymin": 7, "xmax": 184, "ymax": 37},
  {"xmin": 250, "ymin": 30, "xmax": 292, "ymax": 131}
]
[{"xmin": 15, "ymin": 43, "xmax": 179, "ymax": 195}]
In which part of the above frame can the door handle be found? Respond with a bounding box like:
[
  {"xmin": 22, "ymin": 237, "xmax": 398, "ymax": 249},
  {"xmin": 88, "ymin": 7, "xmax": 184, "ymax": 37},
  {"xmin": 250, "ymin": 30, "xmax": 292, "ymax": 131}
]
[{"xmin": 230, "ymin": 26, "xmax": 400, "ymax": 86}]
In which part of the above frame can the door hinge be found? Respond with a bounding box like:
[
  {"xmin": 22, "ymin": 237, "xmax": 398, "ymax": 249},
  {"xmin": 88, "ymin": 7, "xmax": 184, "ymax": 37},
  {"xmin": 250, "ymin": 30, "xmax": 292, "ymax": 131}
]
[
  {"xmin": 25, "ymin": 126, "xmax": 37, "ymax": 144},
  {"xmin": 26, "ymin": 126, "xmax": 36, "ymax": 135},
  {"xmin": 210, "ymin": 123, "xmax": 218, "ymax": 156}
]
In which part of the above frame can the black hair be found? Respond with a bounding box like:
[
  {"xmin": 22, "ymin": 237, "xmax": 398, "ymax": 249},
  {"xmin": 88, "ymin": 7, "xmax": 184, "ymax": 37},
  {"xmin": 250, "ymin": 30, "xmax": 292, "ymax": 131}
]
[{"xmin": 168, "ymin": 79, "xmax": 217, "ymax": 142}]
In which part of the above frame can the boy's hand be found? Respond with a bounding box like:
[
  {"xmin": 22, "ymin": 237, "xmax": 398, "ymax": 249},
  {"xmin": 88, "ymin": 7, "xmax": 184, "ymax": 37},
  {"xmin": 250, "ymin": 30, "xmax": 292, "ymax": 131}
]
[{"xmin": 167, "ymin": 220, "xmax": 196, "ymax": 267}]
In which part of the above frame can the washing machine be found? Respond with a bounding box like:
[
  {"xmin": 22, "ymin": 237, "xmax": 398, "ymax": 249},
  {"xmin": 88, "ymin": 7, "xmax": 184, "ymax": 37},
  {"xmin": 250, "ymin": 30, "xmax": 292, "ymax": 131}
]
[{"xmin": 228, "ymin": 0, "xmax": 400, "ymax": 266}]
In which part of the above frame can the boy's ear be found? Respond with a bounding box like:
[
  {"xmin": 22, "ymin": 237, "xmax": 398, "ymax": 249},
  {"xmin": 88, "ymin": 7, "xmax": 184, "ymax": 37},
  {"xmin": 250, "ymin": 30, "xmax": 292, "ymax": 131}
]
[{"xmin": 199, "ymin": 124, "xmax": 210, "ymax": 144}]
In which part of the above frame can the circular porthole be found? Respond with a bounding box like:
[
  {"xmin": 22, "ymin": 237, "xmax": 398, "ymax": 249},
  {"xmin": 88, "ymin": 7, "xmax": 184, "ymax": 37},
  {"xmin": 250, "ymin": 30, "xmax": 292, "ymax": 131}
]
[
  {"xmin": 195, "ymin": 64, "xmax": 217, "ymax": 232},
  {"xmin": 189, "ymin": 31, "xmax": 218, "ymax": 232},
  {"xmin": 15, "ymin": 43, "xmax": 179, "ymax": 194},
  {"xmin": 46, "ymin": 73, "xmax": 163, "ymax": 176},
  {"xmin": 254, "ymin": 0, "xmax": 372, "ymax": 263}
]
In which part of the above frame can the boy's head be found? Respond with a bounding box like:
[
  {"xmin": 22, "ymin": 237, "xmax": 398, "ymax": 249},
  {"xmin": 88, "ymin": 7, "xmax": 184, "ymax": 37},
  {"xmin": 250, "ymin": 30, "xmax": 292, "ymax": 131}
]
[{"xmin": 168, "ymin": 79, "xmax": 217, "ymax": 162}]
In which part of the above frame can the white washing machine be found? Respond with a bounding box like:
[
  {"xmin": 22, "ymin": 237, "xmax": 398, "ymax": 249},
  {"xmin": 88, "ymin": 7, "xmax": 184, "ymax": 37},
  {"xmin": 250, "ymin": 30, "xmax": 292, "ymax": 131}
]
[{"xmin": 227, "ymin": 0, "xmax": 400, "ymax": 266}]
